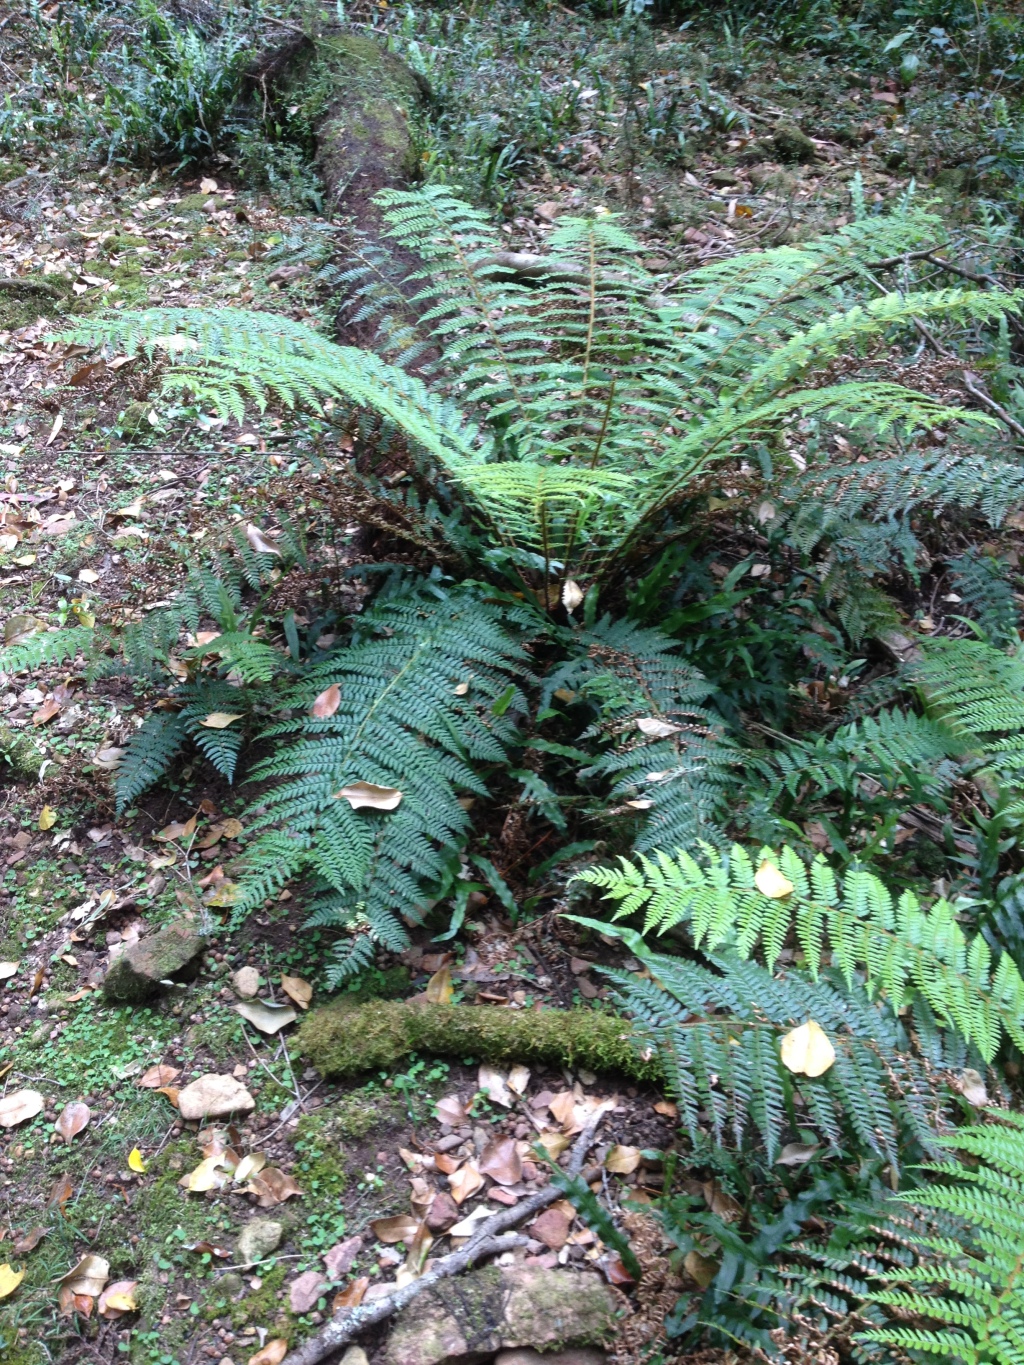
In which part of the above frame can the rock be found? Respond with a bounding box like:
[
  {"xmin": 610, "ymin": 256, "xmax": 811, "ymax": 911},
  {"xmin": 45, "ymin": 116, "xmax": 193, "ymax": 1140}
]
[
  {"xmin": 178, "ymin": 1073, "xmax": 255, "ymax": 1122},
  {"xmin": 496, "ymin": 1352, "xmax": 607, "ymax": 1365},
  {"xmin": 236, "ymin": 1218, "xmax": 284, "ymax": 1269},
  {"xmin": 103, "ymin": 920, "xmax": 206, "ymax": 1003},
  {"xmin": 233, "ymin": 966, "xmax": 260, "ymax": 998},
  {"xmin": 425, "ymin": 1191, "xmax": 459, "ymax": 1233},
  {"xmin": 290, "ymin": 1269, "xmax": 327, "ymax": 1314},
  {"xmin": 218, "ymin": 1271, "xmax": 245, "ymax": 1298},
  {"xmin": 772, "ymin": 122, "xmax": 818, "ymax": 164},
  {"xmin": 340, "ymin": 1349, "xmax": 369, "ymax": 1365},
  {"xmin": 383, "ymin": 1266, "xmax": 624, "ymax": 1365},
  {"xmin": 709, "ymin": 168, "xmax": 740, "ymax": 187},
  {"xmin": 324, "ymin": 1235, "xmax": 362, "ymax": 1280}
]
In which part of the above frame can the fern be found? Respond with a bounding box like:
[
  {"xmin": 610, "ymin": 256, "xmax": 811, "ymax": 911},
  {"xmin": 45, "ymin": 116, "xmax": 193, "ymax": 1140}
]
[
  {"xmin": 115, "ymin": 711, "xmax": 187, "ymax": 814},
  {"xmin": 574, "ymin": 844, "xmax": 1024, "ymax": 1060},
  {"xmin": 236, "ymin": 586, "xmax": 532, "ymax": 983},
  {"xmin": 948, "ymin": 550, "xmax": 1020, "ymax": 648},
  {"xmin": 858, "ymin": 1113, "xmax": 1024, "ymax": 1365},
  {"xmin": 602, "ymin": 950, "xmax": 953, "ymax": 1167},
  {"xmin": 64, "ymin": 188, "xmax": 1022, "ymax": 594}
]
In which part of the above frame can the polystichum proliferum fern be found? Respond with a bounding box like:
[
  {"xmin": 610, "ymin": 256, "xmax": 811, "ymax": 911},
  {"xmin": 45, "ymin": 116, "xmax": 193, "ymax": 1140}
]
[
  {"xmin": 575, "ymin": 844, "xmax": 1024, "ymax": 1061},
  {"xmin": 236, "ymin": 586, "xmax": 532, "ymax": 983},
  {"xmin": 65, "ymin": 188, "xmax": 1020, "ymax": 598},
  {"xmin": 858, "ymin": 1112, "xmax": 1024, "ymax": 1365}
]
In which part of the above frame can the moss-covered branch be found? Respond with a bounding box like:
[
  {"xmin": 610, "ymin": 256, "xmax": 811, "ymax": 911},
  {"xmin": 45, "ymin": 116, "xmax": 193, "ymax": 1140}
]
[{"xmin": 296, "ymin": 999, "xmax": 659, "ymax": 1081}]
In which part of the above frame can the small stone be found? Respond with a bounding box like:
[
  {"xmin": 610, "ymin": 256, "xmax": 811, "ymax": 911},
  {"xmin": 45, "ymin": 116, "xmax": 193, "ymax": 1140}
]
[
  {"xmin": 289, "ymin": 1269, "xmax": 327, "ymax": 1314},
  {"xmin": 488, "ymin": 1188, "xmax": 518, "ymax": 1206},
  {"xmin": 709, "ymin": 169, "xmax": 740, "ymax": 187},
  {"xmin": 236, "ymin": 1218, "xmax": 283, "ymax": 1269},
  {"xmin": 324, "ymin": 1235, "xmax": 362, "ymax": 1280},
  {"xmin": 178, "ymin": 1073, "xmax": 255, "ymax": 1121},
  {"xmin": 340, "ymin": 1348, "xmax": 369, "ymax": 1365},
  {"xmin": 773, "ymin": 122, "xmax": 818, "ymax": 163},
  {"xmin": 426, "ymin": 1191, "xmax": 459, "ymax": 1232},
  {"xmin": 232, "ymin": 966, "xmax": 259, "ymax": 998}
]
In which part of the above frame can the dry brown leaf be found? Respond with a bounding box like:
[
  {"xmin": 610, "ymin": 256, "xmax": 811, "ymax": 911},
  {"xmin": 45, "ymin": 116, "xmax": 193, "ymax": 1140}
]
[
  {"xmin": 248, "ymin": 1340, "xmax": 288, "ymax": 1365},
  {"xmin": 371, "ymin": 1214, "xmax": 421, "ymax": 1245},
  {"xmin": 55, "ymin": 1101, "xmax": 90, "ymax": 1145},
  {"xmin": 507, "ymin": 1064, "xmax": 531, "ymax": 1096},
  {"xmin": 201, "ymin": 711, "xmax": 243, "ymax": 729},
  {"xmin": 653, "ymin": 1100, "xmax": 678, "ymax": 1119},
  {"xmin": 248, "ymin": 1168, "xmax": 303, "ymax": 1207},
  {"xmin": 684, "ymin": 1249, "xmax": 718, "ymax": 1288},
  {"xmin": 448, "ymin": 1160, "xmax": 484, "ymax": 1205},
  {"xmin": 0, "ymin": 1090, "xmax": 44, "ymax": 1128},
  {"xmin": 154, "ymin": 1086, "xmax": 180, "ymax": 1107},
  {"xmin": 477, "ymin": 1064, "xmax": 512, "ymax": 1108},
  {"xmin": 280, "ymin": 975, "xmax": 313, "ymax": 1010},
  {"xmin": 13, "ymin": 1226, "xmax": 46, "ymax": 1254},
  {"xmin": 232, "ymin": 1152, "xmax": 267, "ymax": 1185},
  {"xmin": 776, "ymin": 1142, "xmax": 820, "ymax": 1166},
  {"xmin": 46, "ymin": 1174, "xmax": 73, "ymax": 1214},
  {"xmin": 425, "ymin": 964, "xmax": 453, "ymax": 1005},
  {"xmin": 154, "ymin": 816, "xmax": 197, "ymax": 842},
  {"xmin": 138, "ymin": 1064, "xmax": 181, "ymax": 1089},
  {"xmin": 98, "ymin": 1280, "xmax": 138, "ymax": 1318},
  {"xmin": 536, "ymin": 1130, "xmax": 571, "ymax": 1160},
  {"xmin": 960, "ymin": 1068, "xmax": 989, "ymax": 1108},
  {"xmin": 62, "ymin": 1253, "xmax": 109, "ymax": 1297},
  {"xmin": 547, "ymin": 1090, "xmax": 576, "ymax": 1129},
  {"xmin": 179, "ymin": 1155, "xmax": 235, "ymax": 1194},
  {"xmin": 702, "ymin": 1180, "xmax": 742, "ymax": 1222},
  {"xmin": 605, "ymin": 1144, "xmax": 642, "ymax": 1175},
  {"xmin": 245, "ymin": 524, "xmax": 281, "ymax": 556},
  {"xmin": 478, "ymin": 1136, "xmax": 522, "ymax": 1186},
  {"xmin": 434, "ymin": 1094, "xmax": 467, "ymax": 1126},
  {"xmin": 433, "ymin": 1151, "xmax": 461, "ymax": 1176},
  {"xmin": 335, "ymin": 781, "xmax": 403, "ymax": 811},
  {"xmin": 310, "ymin": 684, "xmax": 341, "ymax": 719},
  {"xmin": 333, "ymin": 1277, "xmax": 369, "ymax": 1312},
  {"xmin": 32, "ymin": 698, "xmax": 61, "ymax": 726}
]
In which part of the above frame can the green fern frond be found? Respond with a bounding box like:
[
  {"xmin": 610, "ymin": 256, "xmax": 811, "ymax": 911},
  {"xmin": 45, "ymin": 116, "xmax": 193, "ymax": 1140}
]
[
  {"xmin": 114, "ymin": 711, "xmax": 188, "ymax": 815},
  {"xmin": 0, "ymin": 626, "xmax": 98, "ymax": 674},
  {"xmin": 859, "ymin": 1113, "xmax": 1024, "ymax": 1365},
  {"xmin": 574, "ymin": 844, "xmax": 1024, "ymax": 1060},
  {"xmin": 236, "ymin": 586, "xmax": 532, "ymax": 980}
]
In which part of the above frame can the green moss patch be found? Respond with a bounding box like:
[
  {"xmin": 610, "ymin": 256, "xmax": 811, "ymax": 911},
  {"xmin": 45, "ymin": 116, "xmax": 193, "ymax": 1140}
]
[{"xmin": 297, "ymin": 999, "xmax": 658, "ymax": 1080}]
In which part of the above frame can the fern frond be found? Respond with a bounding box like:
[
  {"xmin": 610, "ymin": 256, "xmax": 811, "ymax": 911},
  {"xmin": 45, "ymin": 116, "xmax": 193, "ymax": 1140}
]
[
  {"xmin": 575, "ymin": 844, "xmax": 1024, "ymax": 1060},
  {"xmin": 114, "ymin": 711, "xmax": 187, "ymax": 815}
]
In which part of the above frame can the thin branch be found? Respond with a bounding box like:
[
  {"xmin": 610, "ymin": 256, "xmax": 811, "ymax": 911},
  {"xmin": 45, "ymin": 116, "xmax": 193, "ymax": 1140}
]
[
  {"xmin": 962, "ymin": 370, "xmax": 1024, "ymax": 439},
  {"xmin": 280, "ymin": 1103, "xmax": 614, "ymax": 1365}
]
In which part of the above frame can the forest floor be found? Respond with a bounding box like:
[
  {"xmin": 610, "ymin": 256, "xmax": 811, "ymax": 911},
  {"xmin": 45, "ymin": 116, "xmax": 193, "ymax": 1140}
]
[{"xmin": 0, "ymin": 2, "xmax": 1017, "ymax": 1363}]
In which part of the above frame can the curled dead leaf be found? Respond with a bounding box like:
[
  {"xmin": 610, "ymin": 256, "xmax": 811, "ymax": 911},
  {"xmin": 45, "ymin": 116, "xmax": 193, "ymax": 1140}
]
[
  {"xmin": 434, "ymin": 1094, "xmax": 468, "ymax": 1126},
  {"xmin": 245, "ymin": 524, "xmax": 281, "ymax": 556},
  {"xmin": 477, "ymin": 1064, "xmax": 512, "ymax": 1108},
  {"xmin": 448, "ymin": 1160, "xmax": 484, "ymax": 1205},
  {"xmin": 61, "ymin": 1253, "xmax": 109, "ymax": 1297},
  {"xmin": 248, "ymin": 1340, "xmax": 289, "ymax": 1365},
  {"xmin": 755, "ymin": 858, "xmax": 794, "ymax": 899},
  {"xmin": 333, "ymin": 1277, "xmax": 369, "ymax": 1312},
  {"xmin": 138, "ymin": 1064, "xmax": 181, "ymax": 1089},
  {"xmin": 55, "ymin": 1101, "xmax": 90, "ymax": 1145},
  {"xmin": 280, "ymin": 975, "xmax": 313, "ymax": 1010},
  {"xmin": 336, "ymin": 781, "xmax": 403, "ymax": 811},
  {"xmin": 310, "ymin": 684, "xmax": 341, "ymax": 719},
  {"xmin": 247, "ymin": 1167, "xmax": 302, "ymax": 1207},
  {"xmin": 478, "ymin": 1136, "xmax": 522, "ymax": 1186},
  {"xmin": 98, "ymin": 1280, "xmax": 138, "ymax": 1319},
  {"xmin": 0, "ymin": 1089, "xmax": 44, "ymax": 1128},
  {"xmin": 235, "ymin": 998, "xmax": 297, "ymax": 1034},
  {"xmin": 370, "ymin": 1214, "xmax": 421, "ymax": 1245},
  {"xmin": 605, "ymin": 1144, "xmax": 642, "ymax": 1175},
  {"xmin": 201, "ymin": 712, "xmax": 243, "ymax": 729},
  {"xmin": 425, "ymin": 963, "xmax": 453, "ymax": 1005},
  {"xmin": 13, "ymin": 1226, "xmax": 46, "ymax": 1254}
]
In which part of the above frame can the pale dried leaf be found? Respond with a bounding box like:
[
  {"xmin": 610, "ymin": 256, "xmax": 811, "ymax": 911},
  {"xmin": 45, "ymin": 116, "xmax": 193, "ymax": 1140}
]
[
  {"xmin": 336, "ymin": 781, "xmax": 403, "ymax": 811},
  {"xmin": 280, "ymin": 975, "xmax": 313, "ymax": 1010},
  {"xmin": 245, "ymin": 524, "xmax": 281, "ymax": 556},
  {"xmin": 780, "ymin": 1020, "xmax": 836, "ymax": 1077},
  {"xmin": 478, "ymin": 1136, "xmax": 521, "ymax": 1186},
  {"xmin": 755, "ymin": 859, "xmax": 794, "ymax": 899},
  {"xmin": 605, "ymin": 1144, "xmax": 642, "ymax": 1175},
  {"xmin": 434, "ymin": 1094, "xmax": 468, "ymax": 1125},
  {"xmin": 235, "ymin": 999, "xmax": 297, "ymax": 1034},
  {"xmin": 310, "ymin": 684, "xmax": 341, "ymax": 719},
  {"xmin": 477, "ymin": 1064, "xmax": 512, "ymax": 1107},
  {"xmin": 0, "ymin": 1264, "xmax": 24, "ymax": 1298},
  {"xmin": 370, "ymin": 1214, "xmax": 420, "ymax": 1245},
  {"xmin": 425, "ymin": 964, "xmax": 453, "ymax": 1005},
  {"xmin": 138, "ymin": 1064, "xmax": 181, "ymax": 1089},
  {"xmin": 55, "ymin": 1101, "xmax": 90, "ymax": 1145},
  {"xmin": 248, "ymin": 1341, "xmax": 288, "ymax": 1365},
  {"xmin": 507, "ymin": 1064, "xmax": 531, "ymax": 1096},
  {"xmin": 62, "ymin": 1253, "xmax": 109, "ymax": 1297},
  {"xmin": 0, "ymin": 1089, "xmax": 44, "ymax": 1128},
  {"xmin": 448, "ymin": 1161, "xmax": 484, "ymax": 1205},
  {"xmin": 201, "ymin": 711, "xmax": 243, "ymax": 729}
]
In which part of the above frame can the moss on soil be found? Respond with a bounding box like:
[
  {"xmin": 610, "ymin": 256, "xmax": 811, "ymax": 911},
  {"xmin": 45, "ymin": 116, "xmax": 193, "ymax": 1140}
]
[{"xmin": 297, "ymin": 999, "xmax": 659, "ymax": 1080}]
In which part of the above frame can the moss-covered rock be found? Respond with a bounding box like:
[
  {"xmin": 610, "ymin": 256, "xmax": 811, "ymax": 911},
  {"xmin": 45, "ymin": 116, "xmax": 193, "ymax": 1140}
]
[
  {"xmin": 0, "ymin": 723, "xmax": 44, "ymax": 780},
  {"xmin": 296, "ymin": 999, "xmax": 658, "ymax": 1080},
  {"xmin": 103, "ymin": 919, "xmax": 206, "ymax": 1003}
]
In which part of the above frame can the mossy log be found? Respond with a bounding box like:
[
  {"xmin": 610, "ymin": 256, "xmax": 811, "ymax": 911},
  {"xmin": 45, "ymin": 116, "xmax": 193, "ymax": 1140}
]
[{"xmin": 296, "ymin": 998, "xmax": 661, "ymax": 1081}]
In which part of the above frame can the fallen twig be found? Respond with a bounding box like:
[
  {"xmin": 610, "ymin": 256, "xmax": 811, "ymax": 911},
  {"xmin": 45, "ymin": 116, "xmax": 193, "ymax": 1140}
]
[
  {"xmin": 962, "ymin": 369, "xmax": 1024, "ymax": 439},
  {"xmin": 280, "ymin": 1102, "xmax": 614, "ymax": 1365}
]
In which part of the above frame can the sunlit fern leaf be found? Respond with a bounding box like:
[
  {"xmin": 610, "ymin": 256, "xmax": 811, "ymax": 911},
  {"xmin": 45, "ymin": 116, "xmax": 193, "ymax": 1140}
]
[
  {"xmin": 859, "ymin": 1112, "xmax": 1024, "ymax": 1365},
  {"xmin": 574, "ymin": 843, "xmax": 1024, "ymax": 1061}
]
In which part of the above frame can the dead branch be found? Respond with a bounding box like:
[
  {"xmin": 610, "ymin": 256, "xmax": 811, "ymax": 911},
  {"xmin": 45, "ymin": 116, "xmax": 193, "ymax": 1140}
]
[{"xmin": 280, "ymin": 1102, "xmax": 614, "ymax": 1365}]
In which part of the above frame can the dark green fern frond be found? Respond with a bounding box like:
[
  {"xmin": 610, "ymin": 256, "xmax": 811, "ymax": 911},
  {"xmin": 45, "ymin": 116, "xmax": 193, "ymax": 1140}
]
[
  {"xmin": 603, "ymin": 950, "xmax": 952, "ymax": 1166},
  {"xmin": 237, "ymin": 586, "xmax": 533, "ymax": 982},
  {"xmin": 114, "ymin": 711, "xmax": 188, "ymax": 815},
  {"xmin": 574, "ymin": 844, "xmax": 1024, "ymax": 1060},
  {"xmin": 947, "ymin": 550, "xmax": 1020, "ymax": 648},
  {"xmin": 0, "ymin": 625, "xmax": 99, "ymax": 675}
]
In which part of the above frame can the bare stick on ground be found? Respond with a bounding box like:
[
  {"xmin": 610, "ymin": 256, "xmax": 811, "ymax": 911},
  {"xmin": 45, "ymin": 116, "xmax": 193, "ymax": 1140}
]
[{"xmin": 280, "ymin": 1102, "xmax": 615, "ymax": 1365}]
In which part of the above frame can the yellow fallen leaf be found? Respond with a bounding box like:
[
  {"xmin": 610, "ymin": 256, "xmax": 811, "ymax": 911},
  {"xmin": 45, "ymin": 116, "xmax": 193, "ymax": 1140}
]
[
  {"xmin": 755, "ymin": 858, "xmax": 794, "ymax": 899},
  {"xmin": 280, "ymin": 975, "xmax": 313, "ymax": 1010},
  {"xmin": 248, "ymin": 1340, "xmax": 288, "ymax": 1365},
  {"xmin": 128, "ymin": 1148, "xmax": 147, "ymax": 1173},
  {"xmin": 605, "ymin": 1144, "xmax": 642, "ymax": 1175},
  {"xmin": 780, "ymin": 1020, "xmax": 836, "ymax": 1077},
  {"xmin": 38, "ymin": 805, "xmax": 57, "ymax": 831},
  {"xmin": 201, "ymin": 712, "xmax": 243, "ymax": 729},
  {"xmin": 425, "ymin": 964, "xmax": 453, "ymax": 1005},
  {"xmin": 0, "ymin": 1264, "xmax": 24, "ymax": 1298}
]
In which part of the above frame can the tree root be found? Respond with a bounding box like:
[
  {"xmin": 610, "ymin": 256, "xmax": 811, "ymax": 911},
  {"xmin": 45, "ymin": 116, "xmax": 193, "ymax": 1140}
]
[{"xmin": 281, "ymin": 1104, "xmax": 614, "ymax": 1365}]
